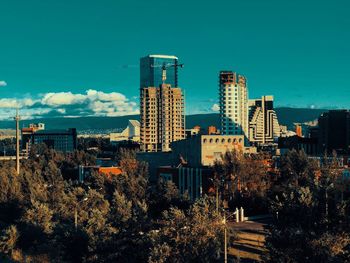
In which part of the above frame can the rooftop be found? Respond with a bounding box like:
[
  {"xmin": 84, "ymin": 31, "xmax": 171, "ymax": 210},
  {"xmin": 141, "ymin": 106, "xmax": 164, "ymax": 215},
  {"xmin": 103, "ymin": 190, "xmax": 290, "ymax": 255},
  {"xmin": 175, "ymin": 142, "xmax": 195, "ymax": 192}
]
[
  {"xmin": 34, "ymin": 129, "xmax": 76, "ymax": 135},
  {"xmin": 148, "ymin": 54, "xmax": 178, "ymax": 60}
]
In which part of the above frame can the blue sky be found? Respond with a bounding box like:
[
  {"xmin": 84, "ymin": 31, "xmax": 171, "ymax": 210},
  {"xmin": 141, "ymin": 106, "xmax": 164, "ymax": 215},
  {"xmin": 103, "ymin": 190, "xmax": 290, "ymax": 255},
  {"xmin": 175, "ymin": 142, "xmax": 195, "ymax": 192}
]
[{"xmin": 0, "ymin": 0, "xmax": 349, "ymax": 119}]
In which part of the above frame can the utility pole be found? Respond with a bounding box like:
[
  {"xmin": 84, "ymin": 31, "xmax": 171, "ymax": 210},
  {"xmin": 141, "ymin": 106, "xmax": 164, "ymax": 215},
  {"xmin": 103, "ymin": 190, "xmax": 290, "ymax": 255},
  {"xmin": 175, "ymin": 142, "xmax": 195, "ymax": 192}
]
[
  {"xmin": 14, "ymin": 108, "xmax": 20, "ymax": 175},
  {"xmin": 224, "ymin": 212, "xmax": 227, "ymax": 263}
]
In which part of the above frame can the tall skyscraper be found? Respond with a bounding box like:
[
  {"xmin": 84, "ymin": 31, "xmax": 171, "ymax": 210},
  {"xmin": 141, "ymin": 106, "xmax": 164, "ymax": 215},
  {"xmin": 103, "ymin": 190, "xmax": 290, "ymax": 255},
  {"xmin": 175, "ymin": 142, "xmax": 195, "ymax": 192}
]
[
  {"xmin": 140, "ymin": 55, "xmax": 185, "ymax": 152},
  {"xmin": 248, "ymin": 95, "xmax": 281, "ymax": 145},
  {"xmin": 140, "ymin": 55, "xmax": 178, "ymax": 88},
  {"xmin": 219, "ymin": 71, "xmax": 249, "ymax": 139}
]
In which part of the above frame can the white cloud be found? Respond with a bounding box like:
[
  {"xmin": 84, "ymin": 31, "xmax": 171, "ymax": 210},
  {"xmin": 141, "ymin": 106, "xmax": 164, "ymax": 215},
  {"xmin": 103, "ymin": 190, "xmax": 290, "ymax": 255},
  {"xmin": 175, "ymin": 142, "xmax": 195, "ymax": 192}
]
[
  {"xmin": 56, "ymin": 108, "xmax": 66, "ymax": 114},
  {"xmin": 42, "ymin": 92, "xmax": 86, "ymax": 106},
  {"xmin": 0, "ymin": 98, "xmax": 36, "ymax": 108},
  {"xmin": 0, "ymin": 89, "xmax": 139, "ymax": 120},
  {"xmin": 0, "ymin": 81, "xmax": 7, "ymax": 87},
  {"xmin": 211, "ymin": 103, "xmax": 220, "ymax": 112}
]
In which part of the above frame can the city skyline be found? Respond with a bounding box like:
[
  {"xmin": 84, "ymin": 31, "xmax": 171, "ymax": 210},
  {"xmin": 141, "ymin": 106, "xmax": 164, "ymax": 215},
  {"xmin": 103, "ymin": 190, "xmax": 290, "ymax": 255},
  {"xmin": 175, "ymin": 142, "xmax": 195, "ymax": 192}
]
[{"xmin": 0, "ymin": 0, "xmax": 349, "ymax": 120}]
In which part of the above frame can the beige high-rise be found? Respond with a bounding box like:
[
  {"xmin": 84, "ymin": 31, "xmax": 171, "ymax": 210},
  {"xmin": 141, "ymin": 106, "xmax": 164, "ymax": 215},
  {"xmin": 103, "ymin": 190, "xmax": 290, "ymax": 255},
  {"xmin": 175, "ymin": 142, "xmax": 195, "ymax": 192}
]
[{"xmin": 140, "ymin": 84, "xmax": 185, "ymax": 152}]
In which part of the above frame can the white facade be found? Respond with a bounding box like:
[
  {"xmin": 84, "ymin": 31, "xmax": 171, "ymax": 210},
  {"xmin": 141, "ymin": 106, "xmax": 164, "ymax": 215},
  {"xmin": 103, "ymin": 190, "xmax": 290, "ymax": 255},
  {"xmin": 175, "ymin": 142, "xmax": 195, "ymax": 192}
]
[
  {"xmin": 110, "ymin": 120, "xmax": 140, "ymax": 142},
  {"xmin": 128, "ymin": 120, "xmax": 140, "ymax": 138},
  {"xmin": 219, "ymin": 72, "xmax": 249, "ymax": 140}
]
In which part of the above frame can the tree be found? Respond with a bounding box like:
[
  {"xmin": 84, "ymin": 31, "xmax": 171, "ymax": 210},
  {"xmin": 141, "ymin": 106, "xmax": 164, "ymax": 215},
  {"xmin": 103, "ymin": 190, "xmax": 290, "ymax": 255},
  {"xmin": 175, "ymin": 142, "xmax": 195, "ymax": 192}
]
[
  {"xmin": 0, "ymin": 225, "xmax": 18, "ymax": 255},
  {"xmin": 149, "ymin": 198, "xmax": 228, "ymax": 263},
  {"xmin": 213, "ymin": 150, "xmax": 271, "ymax": 214},
  {"xmin": 266, "ymin": 150, "xmax": 350, "ymax": 262}
]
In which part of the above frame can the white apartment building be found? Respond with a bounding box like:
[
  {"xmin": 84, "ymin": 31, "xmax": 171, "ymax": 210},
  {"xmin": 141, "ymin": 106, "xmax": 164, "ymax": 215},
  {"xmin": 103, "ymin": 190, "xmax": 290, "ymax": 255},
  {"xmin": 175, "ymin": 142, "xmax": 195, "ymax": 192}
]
[{"xmin": 219, "ymin": 71, "xmax": 249, "ymax": 140}]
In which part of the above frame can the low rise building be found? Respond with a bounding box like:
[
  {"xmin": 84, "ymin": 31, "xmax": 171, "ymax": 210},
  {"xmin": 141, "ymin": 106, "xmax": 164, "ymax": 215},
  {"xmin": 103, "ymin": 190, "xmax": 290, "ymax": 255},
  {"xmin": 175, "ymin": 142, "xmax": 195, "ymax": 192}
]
[
  {"xmin": 110, "ymin": 120, "xmax": 140, "ymax": 143},
  {"xmin": 22, "ymin": 124, "xmax": 77, "ymax": 153},
  {"xmin": 158, "ymin": 166, "xmax": 213, "ymax": 200},
  {"xmin": 171, "ymin": 135, "xmax": 256, "ymax": 167},
  {"xmin": 78, "ymin": 165, "xmax": 122, "ymax": 182}
]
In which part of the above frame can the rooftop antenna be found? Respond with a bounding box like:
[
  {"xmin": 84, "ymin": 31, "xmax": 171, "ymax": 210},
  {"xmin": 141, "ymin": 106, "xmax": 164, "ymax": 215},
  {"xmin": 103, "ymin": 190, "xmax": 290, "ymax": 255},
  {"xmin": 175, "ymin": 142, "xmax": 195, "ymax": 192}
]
[{"xmin": 14, "ymin": 107, "xmax": 20, "ymax": 175}]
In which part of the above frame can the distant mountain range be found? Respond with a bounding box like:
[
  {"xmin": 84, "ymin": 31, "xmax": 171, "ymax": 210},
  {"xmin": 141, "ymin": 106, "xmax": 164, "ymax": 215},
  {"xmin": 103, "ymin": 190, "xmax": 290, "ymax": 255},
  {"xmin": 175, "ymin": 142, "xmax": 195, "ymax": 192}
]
[{"xmin": 0, "ymin": 107, "xmax": 329, "ymax": 132}]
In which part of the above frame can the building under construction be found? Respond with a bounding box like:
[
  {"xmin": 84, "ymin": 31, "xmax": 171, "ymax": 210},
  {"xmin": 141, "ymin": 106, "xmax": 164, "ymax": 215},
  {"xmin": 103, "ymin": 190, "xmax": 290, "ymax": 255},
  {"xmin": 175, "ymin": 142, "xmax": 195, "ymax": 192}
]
[
  {"xmin": 140, "ymin": 84, "xmax": 185, "ymax": 152},
  {"xmin": 140, "ymin": 54, "xmax": 185, "ymax": 152}
]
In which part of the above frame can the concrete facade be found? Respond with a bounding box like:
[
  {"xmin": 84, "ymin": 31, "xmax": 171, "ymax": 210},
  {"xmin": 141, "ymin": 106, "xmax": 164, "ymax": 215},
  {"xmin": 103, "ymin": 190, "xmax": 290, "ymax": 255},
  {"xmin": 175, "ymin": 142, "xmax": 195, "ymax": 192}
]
[
  {"xmin": 140, "ymin": 84, "xmax": 185, "ymax": 152},
  {"xmin": 171, "ymin": 135, "xmax": 255, "ymax": 167}
]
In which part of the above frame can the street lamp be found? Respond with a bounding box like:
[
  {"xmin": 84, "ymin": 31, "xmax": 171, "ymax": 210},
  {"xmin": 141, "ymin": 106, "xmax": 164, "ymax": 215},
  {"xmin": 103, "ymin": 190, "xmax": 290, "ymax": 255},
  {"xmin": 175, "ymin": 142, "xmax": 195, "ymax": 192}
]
[{"xmin": 222, "ymin": 210, "xmax": 238, "ymax": 263}]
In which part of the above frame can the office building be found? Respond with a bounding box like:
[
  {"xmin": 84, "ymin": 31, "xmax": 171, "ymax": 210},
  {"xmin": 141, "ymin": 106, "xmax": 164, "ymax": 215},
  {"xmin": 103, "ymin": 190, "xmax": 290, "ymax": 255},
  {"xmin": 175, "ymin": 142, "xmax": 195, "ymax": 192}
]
[
  {"xmin": 140, "ymin": 84, "xmax": 185, "ymax": 152},
  {"xmin": 219, "ymin": 71, "xmax": 249, "ymax": 139},
  {"xmin": 140, "ymin": 54, "xmax": 178, "ymax": 88},
  {"xmin": 22, "ymin": 124, "xmax": 77, "ymax": 153},
  {"xmin": 317, "ymin": 110, "xmax": 350, "ymax": 154},
  {"xmin": 278, "ymin": 136, "xmax": 318, "ymax": 155},
  {"xmin": 248, "ymin": 96, "xmax": 281, "ymax": 144}
]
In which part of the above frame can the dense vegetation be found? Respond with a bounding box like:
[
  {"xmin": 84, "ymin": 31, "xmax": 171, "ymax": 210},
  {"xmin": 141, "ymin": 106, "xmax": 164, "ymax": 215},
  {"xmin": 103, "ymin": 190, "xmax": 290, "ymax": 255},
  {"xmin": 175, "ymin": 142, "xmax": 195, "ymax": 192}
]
[
  {"xmin": 266, "ymin": 150, "xmax": 350, "ymax": 262},
  {"xmin": 1, "ymin": 145, "xmax": 349, "ymax": 262},
  {"xmin": 0, "ymin": 147, "xmax": 225, "ymax": 262},
  {"xmin": 213, "ymin": 149, "xmax": 350, "ymax": 262}
]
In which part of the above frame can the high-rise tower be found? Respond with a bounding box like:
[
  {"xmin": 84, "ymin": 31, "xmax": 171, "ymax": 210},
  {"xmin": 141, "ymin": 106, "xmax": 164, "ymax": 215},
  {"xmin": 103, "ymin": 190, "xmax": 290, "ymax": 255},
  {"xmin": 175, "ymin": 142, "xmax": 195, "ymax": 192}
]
[
  {"xmin": 219, "ymin": 71, "xmax": 249, "ymax": 139},
  {"xmin": 248, "ymin": 95, "xmax": 281, "ymax": 144},
  {"xmin": 140, "ymin": 55, "xmax": 185, "ymax": 152},
  {"xmin": 140, "ymin": 55, "xmax": 178, "ymax": 89}
]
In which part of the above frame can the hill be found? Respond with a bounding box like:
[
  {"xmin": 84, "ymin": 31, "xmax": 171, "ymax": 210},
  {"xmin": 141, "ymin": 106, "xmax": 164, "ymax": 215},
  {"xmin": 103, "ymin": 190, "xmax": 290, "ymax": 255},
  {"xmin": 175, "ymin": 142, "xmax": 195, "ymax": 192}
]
[{"xmin": 0, "ymin": 107, "xmax": 329, "ymax": 132}]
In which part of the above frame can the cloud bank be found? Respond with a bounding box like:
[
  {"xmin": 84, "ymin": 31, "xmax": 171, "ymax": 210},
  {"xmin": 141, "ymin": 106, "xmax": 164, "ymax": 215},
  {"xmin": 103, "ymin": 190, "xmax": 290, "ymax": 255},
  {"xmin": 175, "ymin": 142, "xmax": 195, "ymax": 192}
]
[
  {"xmin": 211, "ymin": 103, "xmax": 220, "ymax": 112},
  {"xmin": 0, "ymin": 89, "xmax": 139, "ymax": 120}
]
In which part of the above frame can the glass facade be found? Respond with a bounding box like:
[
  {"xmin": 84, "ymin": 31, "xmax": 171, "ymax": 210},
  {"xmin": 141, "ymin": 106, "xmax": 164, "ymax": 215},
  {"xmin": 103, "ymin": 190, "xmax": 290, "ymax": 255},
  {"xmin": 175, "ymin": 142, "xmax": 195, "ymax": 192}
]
[
  {"xmin": 31, "ymin": 128, "xmax": 77, "ymax": 152},
  {"xmin": 140, "ymin": 55, "xmax": 178, "ymax": 88}
]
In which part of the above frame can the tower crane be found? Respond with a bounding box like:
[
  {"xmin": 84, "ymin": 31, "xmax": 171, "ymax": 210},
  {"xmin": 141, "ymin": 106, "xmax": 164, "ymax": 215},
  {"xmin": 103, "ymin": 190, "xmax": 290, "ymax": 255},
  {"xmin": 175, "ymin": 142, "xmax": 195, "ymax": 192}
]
[{"xmin": 151, "ymin": 62, "xmax": 184, "ymax": 84}]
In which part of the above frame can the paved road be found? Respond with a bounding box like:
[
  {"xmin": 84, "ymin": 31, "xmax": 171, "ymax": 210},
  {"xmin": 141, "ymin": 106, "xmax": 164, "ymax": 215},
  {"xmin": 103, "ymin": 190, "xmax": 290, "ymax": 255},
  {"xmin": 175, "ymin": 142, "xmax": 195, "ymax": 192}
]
[{"xmin": 228, "ymin": 217, "xmax": 272, "ymax": 262}]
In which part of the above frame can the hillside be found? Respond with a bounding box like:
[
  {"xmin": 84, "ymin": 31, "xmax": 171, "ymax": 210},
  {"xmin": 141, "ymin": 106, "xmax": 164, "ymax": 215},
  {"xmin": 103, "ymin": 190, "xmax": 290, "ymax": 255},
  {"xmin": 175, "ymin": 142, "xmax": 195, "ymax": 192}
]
[{"xmin": 0, "ymin": 107, "xmax": 329, "ymax": 132}]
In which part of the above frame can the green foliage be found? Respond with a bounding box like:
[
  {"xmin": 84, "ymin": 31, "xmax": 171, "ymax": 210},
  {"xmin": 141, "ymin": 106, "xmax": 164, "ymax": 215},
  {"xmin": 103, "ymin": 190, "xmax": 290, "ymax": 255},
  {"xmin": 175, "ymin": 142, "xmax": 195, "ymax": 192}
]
[
  {"xmin": 0, "ymin": 147, "xmax": 224, "ymax": 262},
  {"xmin": 0, "ymin": 225, "xmax": 18, "ymax": 255},
  {"xmin": 213, "ymin": 150, "xmax": 271, "ymax": 214},
  {"xmin": 266, "ymin": 150, "xmax": 350, "ymax": 263},
  {"xmin": 149, "ymin": 198, "xmax": 224, "ymax": 263}
]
